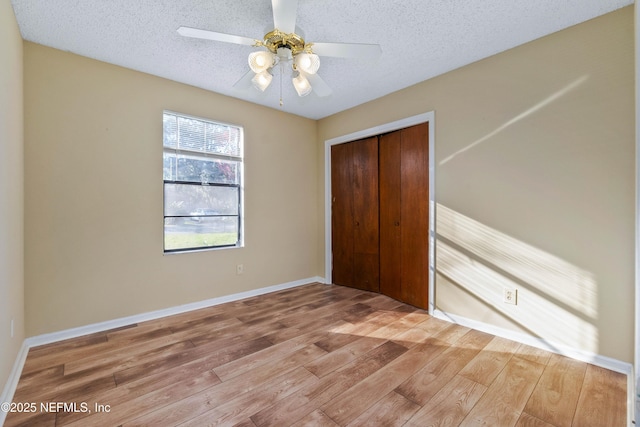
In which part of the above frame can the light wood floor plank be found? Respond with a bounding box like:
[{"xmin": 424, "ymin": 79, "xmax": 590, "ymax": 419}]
[
  {"xmin": 404, "ymin": 374, "xmax": 487, "ymax": 427},
  {"xmin": 251, "ymin": 340, "xmax": 409, "ymax": 427},
  {"xmin": 345, "ymin": 390, "xmax": 420, "ymax": 427},
  {"xmin": 304, "ymin": 335, "xmax": 386, "ymax": 378},
  {"xmin": 459, "ymin": 356, "xmax": 546, "ymax": 427},
  {"xmin": 113, "ymin": 344, "xmax": 327, "ymax": 427},
  {"xmin": 431, "ymin": 322, "xmax": 473, "ymax": 345},
  {"xmin": 395, "ymin": 329, "xmax": 493, "ymax": 406},
  {"xmin": 213, "ymin": 328, "xmax": 331, "ymax": 382},
  {"xmin": 514, "ymin": 343, "xmax": 553, "ymax": 366},
  {"xmin": 523, "ymin": 353, "xmax": 587, "ymax": 427},
  {"xmin": 57, "ymin": 359, "xmax": 223, "ymax": 426},
  {"xmin": 166, "ymin": 367, "xmax": 318, "ymax": 427},
  {"xmin": 12, "ymin": 365, "xmax": 118, "ymax": 413},
  {"xmin": 458, "ymin": 335, "xmax": 520, "ymax": 386},
  {"xmin": 290, "ymin": 410, "xmax": 340, "ymax": 427},
  {"xmin": 114, "ymin": 336, "xmax": 272, "ymax": 385},
  {"xmin": 515, "ymin": 412, "xmax": 558, "ymax": 427},
  {"xmin": 62, "ymin": 329, "xmax": 200, "ymax": 375},
  {"xmin": 573, "ymin": 364, "xmax": 627, "ymax": 427},
  {"xmin": 60, "ymin": 370, "xmax": 222, "ymax": 427},
  {"xmin": 321, "ymin": 338, "xmax": 448, "ymax": 425},
  {"xmin": 4, "ymin": 283, "xmax": 627, "ymax": 427}
]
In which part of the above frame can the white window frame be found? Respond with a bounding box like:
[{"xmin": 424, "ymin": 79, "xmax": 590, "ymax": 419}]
[{"xmin": 163, "ymin": 111, "xmax": 244, "ymax": 253}]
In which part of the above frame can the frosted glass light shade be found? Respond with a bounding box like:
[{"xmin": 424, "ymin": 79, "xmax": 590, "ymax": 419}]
[
  {"xmin": 252, "ymin": 71, "xmax": 273, "ymax": 91},
  {"xmin": 294, "ymin": 53, "xmax": 320, "ymax": 75},
  {"xmin": 292, "ymin": 73, "xmax": 312, "ymax": 97},
  {"xmin": 248, "ymin": 51, "xmax": 274, "ymax": 73}
]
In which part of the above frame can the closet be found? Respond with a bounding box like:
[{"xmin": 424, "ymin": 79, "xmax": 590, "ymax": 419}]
[{"xmin": 331, "ymin": 122, "xmax": 429, "ymax": 309}]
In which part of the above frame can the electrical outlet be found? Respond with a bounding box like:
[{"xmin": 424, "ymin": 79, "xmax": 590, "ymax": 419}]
[
  {"xmin": 503, "ymin": 288, "xmax": 517, "ymax": 305},
  {"xmin": 236, "ymin": 264, "xmax": 244, "ymax": 275}
]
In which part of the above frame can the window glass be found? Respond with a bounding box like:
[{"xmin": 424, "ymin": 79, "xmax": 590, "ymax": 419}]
[{"xmin": 163, "ymin": 111, "xmax": 243, "ymax": 253}]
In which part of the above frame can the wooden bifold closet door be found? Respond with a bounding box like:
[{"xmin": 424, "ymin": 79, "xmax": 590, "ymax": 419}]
[
  {"xmin": 379, "ymin": 123, "xmax": 429, "ymax": 308},
  {"xmin": 331, "ymin": 122, "xmax": 429, "ymax": 309},
  {"xmin": 331, "ymin": 136, "xmax": 380, "ymax": 292}
]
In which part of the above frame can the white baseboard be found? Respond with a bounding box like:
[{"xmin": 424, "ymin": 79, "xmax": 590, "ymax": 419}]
[
  {"xmin": 0, "ymin": 276, "xmax": 321, "ymax": 425},
  {"xmin": 26, "ymin": 277, "xmax": 322, "ymax": 348},
  {"xmin": 0, "ymin": 340, "xmax": 30, "ymax": 425},
  {"xmin": 433, "ymin": 309, "xmax": 632, "ymax": 374},
  {"xmin": 433, "ymin": 309, "xmax": 635, "ymax": 426}
]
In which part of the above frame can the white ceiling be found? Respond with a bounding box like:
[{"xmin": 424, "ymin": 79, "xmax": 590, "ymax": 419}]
[{"xmin": 10, "ymin": 0, "xmax": 633, "ymax": 120}]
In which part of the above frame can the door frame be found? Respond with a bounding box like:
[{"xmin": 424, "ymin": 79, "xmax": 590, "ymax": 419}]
[{"xmin": 324, "ymin": 111, "xmax": 436, "ymax": 314}]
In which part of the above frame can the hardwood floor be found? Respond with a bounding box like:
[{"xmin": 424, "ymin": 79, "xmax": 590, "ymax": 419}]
[{"xmin": 4, "ymin": 283, "xmax": 627, "ymax": 426}]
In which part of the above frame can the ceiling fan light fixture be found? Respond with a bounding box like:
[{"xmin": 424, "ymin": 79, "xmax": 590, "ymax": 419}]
[
  {"xmin": 177, "ymin": 1, "xmax": 383, "ymax": 106},
  {"xmin": 252, "ymin": 70, "xmax": 273, "ymax": 91},
  {"xmin": 248, "ymin": 51, "xmax": 275, "ymax": 73},
  {"xmin": 294, "ymin": 53, "xmax": 320, "ymax": 75},
  {"xmin": 292, "ymin": 72, "xmax": 312, "ymax": 97}
]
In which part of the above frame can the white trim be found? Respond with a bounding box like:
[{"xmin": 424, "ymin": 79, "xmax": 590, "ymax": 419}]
[
  {"xmin": 0, "ymin": 341, "xmax": 30, "ymax": 425},
  {"xmin": 632, "ymin": 367, "xmax": 637, "ymax": 427},
  {"xmin": 635, "ymin": 2, "xmax": 640, "ymax": 424},
  {"xmin": 323, "ymin": 112, "xmax": 436, "ymax": 314},
  {"xmin": 0, "ymin": 276, "xmax": 319, "ymax": 422},
  {"xmin": 433, "ymin": 309, "xmax": 632, "ymax": 374}
]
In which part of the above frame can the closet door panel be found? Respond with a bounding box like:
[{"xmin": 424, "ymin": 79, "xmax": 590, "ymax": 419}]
[
  {"xmin": 353, "ymin": 254, "xmax": 379, "ymax": 292},
  {"xmin": 352, "ymin": 136, "xmax": 379, "ymax": 292},
  {"xmin": 331, "ymin": 142, "xmax": 354, "ymax": 287},
  {"xmin": 400, "ymin": 122, "xmax": 430, "ymax": 308},
  {"xmin": 379, "ymin": 131, "xmax": 402, "ymax": 300}
]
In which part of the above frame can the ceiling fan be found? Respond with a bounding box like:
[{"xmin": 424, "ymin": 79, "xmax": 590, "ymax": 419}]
[{"xmin": 177, "ymin": 0, "xmax": 382, "ymax": 101}]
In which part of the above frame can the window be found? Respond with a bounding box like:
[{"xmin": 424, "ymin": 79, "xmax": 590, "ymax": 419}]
[{"xmin": 163, "ymin": 111, "xmax": 243, "ymax": 253}]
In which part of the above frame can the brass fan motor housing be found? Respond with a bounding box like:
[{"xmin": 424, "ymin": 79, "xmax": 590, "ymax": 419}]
[{"xmin": 261, "ymin": 29, "xmax": 312, "ymax": 56}]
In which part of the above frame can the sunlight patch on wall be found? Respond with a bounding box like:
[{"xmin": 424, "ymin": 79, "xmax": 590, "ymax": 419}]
[
  {"xmin": 437, "ymin": 204, "xmax": 598, "ymax": 352},
  {"xmin": 439, "ymin": 75, "xmax": 589, "ymax": 165}
]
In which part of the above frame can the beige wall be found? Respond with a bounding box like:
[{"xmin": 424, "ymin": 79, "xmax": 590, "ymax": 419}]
[
  {"xmin": 0, "ymin": 0, "xmax": 25, "ymax": 392},
  {"xmin": 318, "ymin": 7, "xmax": 635, "ymax": 362},
  {"xmin": 24, "ymin": 43, "xmax": 318, "ymax": 336}
]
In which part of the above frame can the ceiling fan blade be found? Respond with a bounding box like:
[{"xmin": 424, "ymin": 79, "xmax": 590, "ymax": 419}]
[
  {"xmin": 311, "ymin": 42, "xmax": 382, "ymax": 59},
  {"xmin": 272, "ymin": 0, "xmax": 298, "ymax": 34},
  {"xmin": 306, "ymin": 73, "xmax": 332, "ymax": 97},
  {"xmin": 177, "ymin": 26, "xmax": 257, "ymax": 46},
  {"xmin": 232, "ymin": 70, "xmax": 255, "ymax": 91}
]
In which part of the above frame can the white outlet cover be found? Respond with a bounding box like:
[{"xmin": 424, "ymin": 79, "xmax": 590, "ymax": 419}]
[{"xmin": 503, "ymin": 289, "xmax": 517, "ymax": 305}]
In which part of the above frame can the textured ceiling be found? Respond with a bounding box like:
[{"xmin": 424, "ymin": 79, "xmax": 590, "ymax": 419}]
[{"xmin": 10, "ymin": 0, "xmax": 633, "ymax": 120}]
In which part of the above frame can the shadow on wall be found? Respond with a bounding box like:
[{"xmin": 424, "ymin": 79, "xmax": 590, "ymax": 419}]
[{"xmin": 436, "ymin": 203, "xmax": 598, "ymax": 354}]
